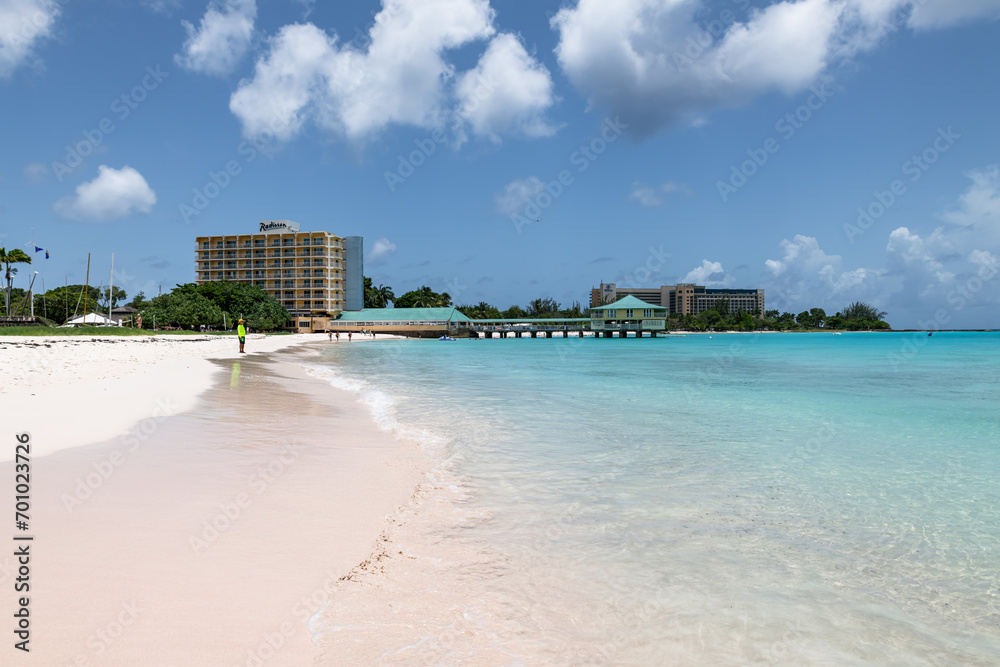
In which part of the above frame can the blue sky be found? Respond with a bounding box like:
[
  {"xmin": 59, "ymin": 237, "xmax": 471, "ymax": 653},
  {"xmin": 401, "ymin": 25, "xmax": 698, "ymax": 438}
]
[{"xmin": 2, "ymin": 0, "xmax": 999, "ymax": 328}]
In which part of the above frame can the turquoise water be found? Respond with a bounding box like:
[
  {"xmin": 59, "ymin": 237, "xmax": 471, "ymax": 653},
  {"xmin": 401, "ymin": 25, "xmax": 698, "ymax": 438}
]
[{"xmin": 314, "ymin": 332, "xmax": 1000, "ymax": 664}]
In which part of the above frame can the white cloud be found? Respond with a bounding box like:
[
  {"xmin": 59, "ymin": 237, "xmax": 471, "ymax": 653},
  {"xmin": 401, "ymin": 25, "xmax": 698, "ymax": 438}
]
[
  {"xmin": 367, "ymin": 237, "xmax": 397, "ymax": 263},
  {"xmin": 0, "ymin": 0, "xmax": 60, "ymax": 77},
  {"xmin": 761, "ymin": 168, "xmax": 1000, "ymax": 326},
  {"xmin": 941, "ymin": 165, "xmax": 1000, "ymax": 233},
  {"xmin": 455, "ymin": 33, "xmax": 557, "ymax": 142},
  {"xmin": 764, "ymin": 234, "xmax": 888, "ymax": 312},
  {"xmin": 54, "ymin": 165, "xmax": 156, "ymax": 222},
  {"xmin": 682, "ymin": 260, "xmax": 729, "ymax": 286},
  {"xmin": 494, "ymin": 176, "xmax": 544, "ymax": 216},
  {"xmin": 230, "ymin": 0, "xmax": 556, "ymax": 144},
  {"xmin": 629, "ymin": 181, "xmax": 693, "ymax": 206},
  {"xmin": 176, "ymin": 0, "xmax": 256, "ymax": 76},
  {"xmin": 551, "ymin": 0, "xmax": 1000, "ymax": 137}
]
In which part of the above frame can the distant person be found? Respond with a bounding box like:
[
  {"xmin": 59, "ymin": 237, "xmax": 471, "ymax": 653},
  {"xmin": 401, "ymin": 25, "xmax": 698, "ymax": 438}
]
[
  {"xmin": 348, "ymin": 332, "xmax": 352, "ymax": 342},
  {"xmin": 237, "ymin": 319, "xmax": 246, "ymax": 354},
  {"xmin": 327, "ymin": 329, "xmax": 332, "ymax": 341},
  {"xmin": 335, "ymin": 332, "xmax": 340, "ymax": 341}
]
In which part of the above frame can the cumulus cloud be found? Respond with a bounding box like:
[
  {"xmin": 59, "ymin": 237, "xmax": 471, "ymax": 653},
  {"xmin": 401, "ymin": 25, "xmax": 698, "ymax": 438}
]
[
  {"xmin": 551, "ymin": 0, "xmax": 1000, "ymax": 137},
  {"xmin": 176, "ymin": 0, "xmax": 257, "ymax": 76},
  {"xmin": 761, "ymin": 167, "xmax": 1000, "ymax": 326},
  {"xmin": 682, "ymin": 259, "xmax": 730, "ymax": 286},
  {"xmin": 367, "ymin": 237, "xmax": 397, "ymax": 263},
  {"xmin": 455, "ymin": 33, "xmax": 557, "ymax": 142},
  {"xmin": 494, "ymin": 176, "xmax": 544, "ymax": 216},
  {"xmin": 629, "ymin": 181, "xmax": 693, "ymax": 206},
  {"xmin": 230, "ymin": 0, "xmax": 555, "ymax": 144},
  {"xmin": 0, "ymin": 0, "xmax": 60, "ymax": 77},
  {"xmin": 764, "ymin": 234, "xmax": 888, "ymax": 312},
  {"xmin": 54, "ymin": 165, "xmax": 156, "ymax": 222}
]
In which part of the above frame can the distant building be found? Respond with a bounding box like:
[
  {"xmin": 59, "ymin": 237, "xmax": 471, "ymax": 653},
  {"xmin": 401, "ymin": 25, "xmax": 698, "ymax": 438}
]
[
  {"xmin": 592, "ymin": 283, "xmax": 764, "ymax": 316},
  {"xmin": 195, "ymin": 221, "xmax": 363, "ymax": 331}
]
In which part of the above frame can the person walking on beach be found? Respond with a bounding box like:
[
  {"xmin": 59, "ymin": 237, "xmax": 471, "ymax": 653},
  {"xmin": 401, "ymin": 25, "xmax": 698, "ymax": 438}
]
[
  {"xmin": 237, "ymin": 319, "xmax": 246, "ymax": 354},
  {"xmin": 348, "ymin": 332, "xmax": 352, "ymax": 342},
  {"xmin": 335, "ymin": 332, "xmax": 339, "ymax": 341},
  {"xmin": 327, "ymin": 329, "xmax": 332, "ymax": 341}
]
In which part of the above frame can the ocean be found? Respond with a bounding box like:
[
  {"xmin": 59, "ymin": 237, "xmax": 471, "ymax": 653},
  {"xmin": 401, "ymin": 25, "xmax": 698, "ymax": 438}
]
[{"xmin": 308, "ymin": 332, "xmax": 1000, "ymax": 665}]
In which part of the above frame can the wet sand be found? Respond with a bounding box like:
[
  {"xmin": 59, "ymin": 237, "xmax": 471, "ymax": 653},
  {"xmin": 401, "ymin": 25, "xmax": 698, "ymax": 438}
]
[{"xmin": 1, "ymin": 343, "xmax": 427, "ymax": 665}]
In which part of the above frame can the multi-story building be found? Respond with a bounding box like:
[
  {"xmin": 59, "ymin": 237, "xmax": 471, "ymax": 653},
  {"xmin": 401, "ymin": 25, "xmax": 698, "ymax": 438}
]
[
  {"xmin": 195, "ymin": 221, "xmax": 363, "ymax": 329},
  {"xmin": 592, "ymin": 283, "xmax": 764, "ymax": 316}
]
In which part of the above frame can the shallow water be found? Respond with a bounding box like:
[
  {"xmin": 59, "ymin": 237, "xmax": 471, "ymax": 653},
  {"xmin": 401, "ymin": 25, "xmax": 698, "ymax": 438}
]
[{"xmin": 311, "ymin": 332, "xmax": 1000, "ymax": 665}]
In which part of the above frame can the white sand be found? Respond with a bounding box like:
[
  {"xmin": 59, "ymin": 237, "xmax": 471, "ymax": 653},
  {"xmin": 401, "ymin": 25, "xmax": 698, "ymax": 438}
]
[
  {"xmin": 0, "ymin": 332, "xmax": 425, "ymax": 665},
  {"xmin": 0, "ymin": 332, "xmax": 390, "ymax": 461}
]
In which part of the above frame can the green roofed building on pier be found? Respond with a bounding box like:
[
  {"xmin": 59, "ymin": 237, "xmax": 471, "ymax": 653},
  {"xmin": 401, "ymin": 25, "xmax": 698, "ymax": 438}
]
[
  {"xmin": 590, "ymin": 295, "xmax": 668, "ymax": 335},
  {"xmin": 326, "ymin": 307, "xmax": 473, "ymax": 338}
]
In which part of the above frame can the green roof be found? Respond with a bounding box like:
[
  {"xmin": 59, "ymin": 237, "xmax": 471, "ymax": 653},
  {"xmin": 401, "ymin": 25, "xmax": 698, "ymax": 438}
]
[
  {"xmin": 336, "ymin": 307, "xmax": 472, "ymax": 322},
  {"xmin": 590, "ymin": 295, "xmax": 665, "ymax": 311}
]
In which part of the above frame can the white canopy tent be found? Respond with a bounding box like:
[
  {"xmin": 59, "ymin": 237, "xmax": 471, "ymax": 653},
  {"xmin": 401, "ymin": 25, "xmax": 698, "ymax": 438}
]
[{"xmin": 62, "ymin": 313, "xmax": 117, "ymax": 326}]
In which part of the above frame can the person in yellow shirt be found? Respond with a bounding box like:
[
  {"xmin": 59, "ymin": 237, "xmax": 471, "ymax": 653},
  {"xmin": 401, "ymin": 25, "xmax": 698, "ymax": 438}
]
[{"xmin": 237, "ymin": 319, "xmax": 246, "ymax": 353}]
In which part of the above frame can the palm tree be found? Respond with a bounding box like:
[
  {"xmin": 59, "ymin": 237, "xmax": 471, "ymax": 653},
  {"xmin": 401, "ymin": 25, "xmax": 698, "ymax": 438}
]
[
  {"xmin": 412, "ymin": 286, "xmax": 437, "ymax": 308},
  {"xmin": 1, "ymin": 247, "xmax": 31, "ymax": 315},
  {"xmin": 376, "ymin": 284, "xmax": 395, "ymax": 308}
]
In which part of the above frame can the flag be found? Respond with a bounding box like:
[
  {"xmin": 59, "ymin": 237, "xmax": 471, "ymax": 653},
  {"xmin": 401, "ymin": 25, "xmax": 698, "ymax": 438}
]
[
  {"xmin": 34, "ymin": 245, "xmax": 49, "ymax": 259},
  {"xmin": 45, "ymin": 250, "xmax": 49, "ymax": 259}
]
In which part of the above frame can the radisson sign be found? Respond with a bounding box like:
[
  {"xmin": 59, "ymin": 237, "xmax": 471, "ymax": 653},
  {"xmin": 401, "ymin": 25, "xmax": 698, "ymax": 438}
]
[{"xmin": 259, "ymin": 220, "xmax": 300, "ymax": 234}]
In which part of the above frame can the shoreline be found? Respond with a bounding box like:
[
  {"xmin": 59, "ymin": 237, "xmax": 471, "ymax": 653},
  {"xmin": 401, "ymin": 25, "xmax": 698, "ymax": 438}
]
[
  {"xmin": 1, "ymin": 333, "xmax": 429, "ymax": 665},
  {"xmin": 0, "ymin": 332, "xmax": 398, "ymax": 461}
]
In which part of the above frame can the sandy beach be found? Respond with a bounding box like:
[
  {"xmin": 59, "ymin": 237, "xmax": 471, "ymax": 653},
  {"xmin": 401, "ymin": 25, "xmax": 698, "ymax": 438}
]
[{"xmin": 0, "ymin": 333, "xmax": 428, "ymax": 665}]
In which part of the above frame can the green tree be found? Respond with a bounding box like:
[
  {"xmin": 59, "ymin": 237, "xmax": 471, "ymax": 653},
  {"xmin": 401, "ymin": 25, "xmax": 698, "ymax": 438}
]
[
  {"xmin": 364, "ymin": 280, "xmax": 394, "ymax": 308},
  {"xmin": 1, "ymin": 247, "xmax": 31, "ymax": 315},
  {"xmin": 527, "ymin": 297, "xmax": 561, "ymax": 318},
  {"xmin": 128, "ymin": 291, "xmax": 150, "ymax": 311},
  {"xmin": 395, "ymin": 286, "xmax": 451, "ymax": 308},
  {"xmin": 32, "ymin": 285, "xmax": 101, "ymax": 323},
  {"xmin": 97, "ymin": 286, "xmax": 128, "ymax": 311},
  {"xmin": 457, "ymin": 301, "xmax": 502, "ymax": 319},
  {"xmin": 841, "ymin": 301, "xmax": 888, "ymax": 322},
  {"xmin": 502, "ymin": 304, "xmax": 527, "ymax": 319}
]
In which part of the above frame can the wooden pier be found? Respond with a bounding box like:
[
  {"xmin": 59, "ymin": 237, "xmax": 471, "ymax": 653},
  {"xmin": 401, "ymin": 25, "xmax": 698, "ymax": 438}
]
[{"xmin": 469, "ymin": 322, "xmax": 665, "ymax": 339}]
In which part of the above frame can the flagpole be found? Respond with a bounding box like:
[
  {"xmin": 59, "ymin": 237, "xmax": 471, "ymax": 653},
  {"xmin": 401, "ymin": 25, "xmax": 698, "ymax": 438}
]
[
  {"xmin": 108, "ymin": 253, "xmax": 114, "ymax": 325},
  {"xmin": 82, "ymin": 253, "xmax": 90, "ymax": 323}
]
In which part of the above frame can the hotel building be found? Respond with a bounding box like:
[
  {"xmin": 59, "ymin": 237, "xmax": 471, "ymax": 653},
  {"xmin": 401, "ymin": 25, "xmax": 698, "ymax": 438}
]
[
  {"xmin": 195, "ymin": 221, "xmax": 363, "ymax": 329},
  {"xmin": 591, "ymin": 283, "xmax": 765, "ymax": 316}
]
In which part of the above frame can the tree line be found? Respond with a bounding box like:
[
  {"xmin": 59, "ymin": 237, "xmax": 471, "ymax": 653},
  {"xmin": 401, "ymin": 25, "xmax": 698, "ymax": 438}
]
[
  {"xmin": 363, "ymin": 277, "xmax": 888, "ymax": 330},
  {"xmin": 5, "ymin": 282, "xmax": 289, "ymax": 330}
]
